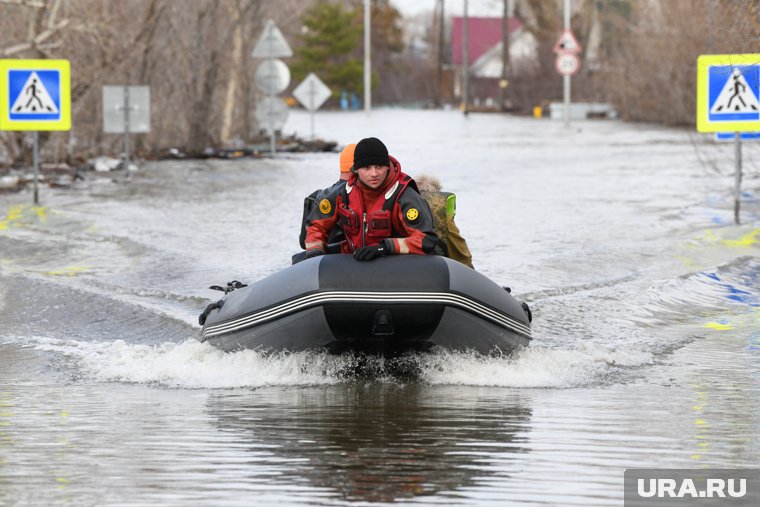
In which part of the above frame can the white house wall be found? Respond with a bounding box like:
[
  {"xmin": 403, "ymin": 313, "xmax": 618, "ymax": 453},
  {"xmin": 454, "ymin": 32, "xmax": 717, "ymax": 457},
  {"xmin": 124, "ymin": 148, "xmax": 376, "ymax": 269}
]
[{"xmin": 470, "ymin": 28, "xmax": 539, "ymax": 78}]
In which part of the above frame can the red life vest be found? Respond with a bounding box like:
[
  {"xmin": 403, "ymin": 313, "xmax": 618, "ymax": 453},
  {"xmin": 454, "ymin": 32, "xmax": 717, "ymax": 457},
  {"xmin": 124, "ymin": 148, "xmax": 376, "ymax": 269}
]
[{"xmin": 337, "ymin": 170, "xmax": 416, "ymax": 252}]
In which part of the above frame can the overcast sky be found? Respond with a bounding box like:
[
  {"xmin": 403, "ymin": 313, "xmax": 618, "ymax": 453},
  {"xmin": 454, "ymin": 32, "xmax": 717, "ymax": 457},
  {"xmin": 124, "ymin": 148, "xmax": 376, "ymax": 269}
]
[{"xmin": 389, "ymin": 0, "xmax": 504, "ymax": 18}]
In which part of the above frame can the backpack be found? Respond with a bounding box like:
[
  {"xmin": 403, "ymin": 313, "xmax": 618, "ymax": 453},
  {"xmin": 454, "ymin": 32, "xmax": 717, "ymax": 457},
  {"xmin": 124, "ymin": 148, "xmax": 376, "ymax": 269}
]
[
  {"xmin": 298, "ymin": 188, "xmax": 321, "ymax": 249},
  {"xmin": 421, "ymin": 191, "xmax": 473, "ymax": 267},
  {"xmin": 298, "ymin": 186, "xmax": 345, "ymax": 251}
]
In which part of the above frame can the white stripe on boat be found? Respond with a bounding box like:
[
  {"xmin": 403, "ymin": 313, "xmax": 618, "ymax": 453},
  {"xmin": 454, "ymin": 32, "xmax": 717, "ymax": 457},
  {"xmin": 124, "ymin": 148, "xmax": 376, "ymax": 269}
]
[{"xmin": 202, "ymin": 291, "xmax": 531, "ymax": 340}]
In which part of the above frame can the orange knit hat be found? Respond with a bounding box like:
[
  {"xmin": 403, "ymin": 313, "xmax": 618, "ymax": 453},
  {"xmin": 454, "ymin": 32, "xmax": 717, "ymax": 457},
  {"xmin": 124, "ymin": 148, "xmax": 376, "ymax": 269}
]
[{"xmin": 339, "ymin": 143, "xmax": 357, "ymax": 173}]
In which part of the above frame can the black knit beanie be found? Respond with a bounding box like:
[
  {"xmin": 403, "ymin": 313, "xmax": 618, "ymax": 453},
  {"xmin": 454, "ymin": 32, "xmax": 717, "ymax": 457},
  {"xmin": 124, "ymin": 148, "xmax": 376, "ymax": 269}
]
[{"xmin": 353, "ymin": 137, "xmax": 389, "ymax": 169}]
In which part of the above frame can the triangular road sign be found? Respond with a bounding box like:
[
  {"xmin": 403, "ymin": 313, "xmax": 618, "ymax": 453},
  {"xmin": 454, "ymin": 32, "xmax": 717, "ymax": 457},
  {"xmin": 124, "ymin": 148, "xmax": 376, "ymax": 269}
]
[
  {"xmin": 252, "ymin": 19, "xmax": 293, "ymax": 59},
  {"xmin": 710, "ymin": 67, "xmax": 760, "ymax": 114},
  {"xmin": 10, "ymin": 71, "xmax": 59, "ymax": 114},
  {"xmin": 553, "ymin": 29, "xmax": 582, "ymax": 54}
]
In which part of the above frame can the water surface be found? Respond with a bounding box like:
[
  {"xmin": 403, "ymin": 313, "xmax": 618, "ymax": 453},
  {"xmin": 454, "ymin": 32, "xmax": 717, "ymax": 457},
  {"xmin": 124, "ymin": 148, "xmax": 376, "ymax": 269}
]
[{"xmin": 1, "ymin": 110, "xmax": 759, "ymax": 506}]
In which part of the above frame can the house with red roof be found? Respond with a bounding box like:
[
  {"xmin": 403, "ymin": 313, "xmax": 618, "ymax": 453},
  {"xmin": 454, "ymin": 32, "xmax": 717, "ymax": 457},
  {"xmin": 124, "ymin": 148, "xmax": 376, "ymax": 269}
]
[{"xmin": 451, "ymin": 16, "xmax": 538, "ymax": 107}]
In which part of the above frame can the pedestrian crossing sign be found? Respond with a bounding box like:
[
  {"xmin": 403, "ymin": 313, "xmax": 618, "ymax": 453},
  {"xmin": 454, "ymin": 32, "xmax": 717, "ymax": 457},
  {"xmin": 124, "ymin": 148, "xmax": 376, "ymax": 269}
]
[
  {"xmin": 0, "ymin": 59, "xmax": 70, "ymax": 131},
  {"xmin": 697, "ymin": 54, "xmax": 760, "ymax": 132}
]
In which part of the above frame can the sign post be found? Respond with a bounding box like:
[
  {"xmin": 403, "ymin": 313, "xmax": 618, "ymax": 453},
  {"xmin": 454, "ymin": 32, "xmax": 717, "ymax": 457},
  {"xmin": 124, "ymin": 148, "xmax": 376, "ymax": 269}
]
[
  {"xmin": 293, "ymin": 73, "xmax": 332, "ymax": 140},
  {"xmin": 252, "ymin": 20, "xmax": 293, "ymax": 156},
  {"xmin": 734, "ymin": 131, "xmax": 742, "ymax": 224},
  {"xmin": 697, "ymin": 53, "xmax": 760, "ymax": 224},
  {"xmin": 103, "ymin": 85, "xmax": 150, "ymax": 180},
  {"xmin": 32, "ymin": 131, "xmax": 39, "ymax": 203},
  {"xmin": 553, "ymin": 6, "xmax": 582, "ymax": 128},
  {"xmin": 0, "ymin": 59, "xmax": 71, "ymax": 204}
]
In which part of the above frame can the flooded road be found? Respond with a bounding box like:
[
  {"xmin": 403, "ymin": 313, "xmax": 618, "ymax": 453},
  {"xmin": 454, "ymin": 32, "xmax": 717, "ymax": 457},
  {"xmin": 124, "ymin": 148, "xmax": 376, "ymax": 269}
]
[{"xmin": 1, "ymin": 110, "xmax": 759, "ymax": 506}]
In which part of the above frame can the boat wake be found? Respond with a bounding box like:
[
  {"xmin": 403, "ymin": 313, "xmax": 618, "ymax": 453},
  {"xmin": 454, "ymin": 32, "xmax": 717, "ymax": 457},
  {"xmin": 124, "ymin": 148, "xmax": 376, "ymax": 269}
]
[
  {"xmin": 631, "ymin": 255, "xmax": 760, "ymax": 328},
  {"xmin": 3, "ymin": 335, "xmax": 654, "ymax": 389}
]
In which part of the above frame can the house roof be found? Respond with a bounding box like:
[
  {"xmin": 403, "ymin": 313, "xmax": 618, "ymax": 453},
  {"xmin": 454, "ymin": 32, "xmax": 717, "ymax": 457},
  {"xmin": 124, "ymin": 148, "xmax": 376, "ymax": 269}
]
[{"xmin": 451, "ymin": 16, "xmax": 523, "ymax": 65}]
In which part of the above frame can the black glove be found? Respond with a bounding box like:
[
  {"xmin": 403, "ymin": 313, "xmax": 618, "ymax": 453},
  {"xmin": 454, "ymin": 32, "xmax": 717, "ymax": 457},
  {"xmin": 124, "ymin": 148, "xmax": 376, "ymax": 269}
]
[
  {"xmin": 304, "ymin": 248, "xmax": 325, "ymax": 259},
  {"xmin": 354, "ymin": 239, "xmax": 392, "ymax": 261}
]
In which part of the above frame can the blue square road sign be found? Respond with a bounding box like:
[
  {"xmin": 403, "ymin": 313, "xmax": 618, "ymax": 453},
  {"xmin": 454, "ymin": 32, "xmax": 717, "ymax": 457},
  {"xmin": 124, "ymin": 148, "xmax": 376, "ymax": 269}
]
[
  {"xmin": 8, "ymin": 70, "xmax": 62, "ymax": 121},
  {"xmin": 697, "ymin": 54, "xmax": 760, "ymax": 132},
  {"xmin": 0, "ymin": 59, "xmax": 70, "ymax": 131},
  {"xmin": 708, "ymin": 65, "xmax": 760, "ymax": 122}
]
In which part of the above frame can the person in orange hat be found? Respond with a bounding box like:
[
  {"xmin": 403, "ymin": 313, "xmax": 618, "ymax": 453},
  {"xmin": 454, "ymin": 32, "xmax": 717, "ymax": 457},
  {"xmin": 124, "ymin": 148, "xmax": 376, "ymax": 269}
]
[
  {"xmin": 338, "ymin": 143, "xmax": 356, "ymax": 180},
  {"xmin": 295, "ymin": 144, "xmax": 356, "ymax": 262}
]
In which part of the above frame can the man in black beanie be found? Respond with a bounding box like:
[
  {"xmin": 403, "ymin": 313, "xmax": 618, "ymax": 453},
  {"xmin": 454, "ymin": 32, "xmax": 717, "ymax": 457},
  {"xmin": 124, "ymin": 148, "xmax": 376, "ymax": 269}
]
[
  {"xmin": 352, "ymin": 137, "xmax": 390, "ymax": 189},
  {"xmin": 302, "ymin": 137, "xmax": 441, "ymax": 261},
  {"xmin": 354, "ymin": 137, "xmax": 387, "ymax": 164}
]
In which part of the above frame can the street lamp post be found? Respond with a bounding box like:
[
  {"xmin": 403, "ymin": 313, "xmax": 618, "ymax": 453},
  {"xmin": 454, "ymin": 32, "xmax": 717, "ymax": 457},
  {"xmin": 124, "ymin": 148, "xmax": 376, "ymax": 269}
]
[
  {"xmin": 461, "ymin": 0, "xmax": 469, "ymax": 116},
  {"xmin": 364, "ymin": 0, "xmax": 371, "ymax": 113}
]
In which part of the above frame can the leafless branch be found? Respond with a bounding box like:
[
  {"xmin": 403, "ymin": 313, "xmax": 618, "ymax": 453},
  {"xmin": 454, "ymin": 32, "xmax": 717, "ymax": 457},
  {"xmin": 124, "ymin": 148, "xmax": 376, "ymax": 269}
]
[
  {"xmin": 0, "ymin": 18, "xmax": 69, "ymax": 56},
  {"xmin": 47, "ymin": 0, "xmax": 62, "ymax": 29},
  {"xmin": 0, "ymin": 0, "xmax": 45, "ymax": 8}
]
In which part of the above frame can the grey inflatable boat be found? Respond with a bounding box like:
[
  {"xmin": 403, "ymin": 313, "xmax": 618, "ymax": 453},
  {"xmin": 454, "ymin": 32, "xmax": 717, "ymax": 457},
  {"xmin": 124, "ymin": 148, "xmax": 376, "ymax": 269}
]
[{"xmin": 199, "ymin": 254, "xmax": 531, "ymax": 355}]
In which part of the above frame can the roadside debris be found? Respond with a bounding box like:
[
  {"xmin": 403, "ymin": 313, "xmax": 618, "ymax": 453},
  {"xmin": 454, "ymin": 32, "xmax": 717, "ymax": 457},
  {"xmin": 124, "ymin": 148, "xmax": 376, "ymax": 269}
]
[
  {"xmin": 158, "ymin": 135, "xmax": 338, "ymax": 160},
  {"xmin": 0, "ymin": 135, "xmax": 338, "ymax": 194}
]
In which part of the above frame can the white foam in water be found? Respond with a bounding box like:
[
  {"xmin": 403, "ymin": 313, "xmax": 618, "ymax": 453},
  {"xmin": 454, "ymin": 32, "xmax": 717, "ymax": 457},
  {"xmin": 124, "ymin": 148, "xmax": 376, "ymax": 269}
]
[
  {"xmin": 18, "ymin": 337, "xmax": 345, "ymax": 388},
  {"xmin": 418, "ymin": 344, "xmax": 655, "ymax": 388},
  {"xmin": 8, "ymin": 335, "xmax": 655, "ymax": 389}
]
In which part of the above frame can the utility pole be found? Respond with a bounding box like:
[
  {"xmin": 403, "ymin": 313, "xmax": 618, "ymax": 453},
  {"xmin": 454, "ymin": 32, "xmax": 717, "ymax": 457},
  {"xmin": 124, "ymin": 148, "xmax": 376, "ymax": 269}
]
[
  {"xmin": 461, "ymin": 0, "xmax": 469, "ymax": 116},
  {"xmin": 563, "ymin": 0, "xmax": 571, "ymax": 128},
  {"xmin": 499, "ymin": 0, "xmax": 512, "ymax": 111},
  {"xmin": 435, "ymin": 0, "xmax": 445, "ymax": 108},
  {"xmin": 364, "ymin": 0, "xmax": 371, "ymax": 113}
]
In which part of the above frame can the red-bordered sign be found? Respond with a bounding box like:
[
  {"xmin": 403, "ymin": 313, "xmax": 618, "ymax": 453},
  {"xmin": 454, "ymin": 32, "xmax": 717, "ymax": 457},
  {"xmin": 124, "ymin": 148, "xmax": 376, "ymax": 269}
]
[
  {"xmin": 555, "ymin": 52, "xmax": 581, "ymax": 76},
  {"xmin": 553, "ymin": 29, "xmax": 582, "ymax": 54}
]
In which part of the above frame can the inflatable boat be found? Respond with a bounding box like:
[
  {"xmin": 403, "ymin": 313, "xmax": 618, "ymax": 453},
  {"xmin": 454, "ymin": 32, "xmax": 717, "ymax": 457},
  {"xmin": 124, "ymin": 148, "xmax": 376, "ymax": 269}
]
[{"xmin": 199, "ymin": 255, "xmax": 531, "ymax": 355}]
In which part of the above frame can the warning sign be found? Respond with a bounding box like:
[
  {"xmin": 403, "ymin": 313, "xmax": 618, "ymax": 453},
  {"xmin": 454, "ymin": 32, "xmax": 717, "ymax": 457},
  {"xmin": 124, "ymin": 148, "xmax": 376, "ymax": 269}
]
[
  {"xmin": 553, "ymin": 29, "xmax": 582, "ymax": 54},
  {"xmin": 252, "ymin": 19, "xmax": 292, "ymax": 59},
  {"xmin": 697, "ymin": 53, "xmax": 760, "ymax": 132},
  {"xmin": 0, "ymin": 59, "xmax": 70, "ymax": 131}
]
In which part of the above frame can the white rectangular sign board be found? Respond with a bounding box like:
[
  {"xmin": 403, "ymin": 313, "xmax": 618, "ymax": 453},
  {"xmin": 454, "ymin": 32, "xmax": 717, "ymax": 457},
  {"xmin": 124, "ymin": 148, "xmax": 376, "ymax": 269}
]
[{"xmin": 103, "ymin": 86, "xmax": 151, "ymax": 133}]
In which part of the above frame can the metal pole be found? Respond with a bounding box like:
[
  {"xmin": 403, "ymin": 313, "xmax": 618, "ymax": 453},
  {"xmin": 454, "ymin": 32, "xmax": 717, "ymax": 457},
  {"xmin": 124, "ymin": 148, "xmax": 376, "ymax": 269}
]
[
  {"xmin": 266, "ymin": 27, "xmax": 276, "ymax": 157},
  {"xmin": 564, "ymin": 75, "xmax": 571, "ymax": 127},
  {"xmin": 707, "ymin": 0, "xmax": 716, "ymax": 51},
  {"xmin": 435, "ymin": 0, "xmax": 445, "ymax": 107},
  {"xmin": 364, "ymin": 0, "xmax": 371, "ymax": 113},
  {"xmin": 462, "ymin": 0, "xmax": 469, "ymax": 116},
  {"xmin": 563, "ymin": 0, "xmax": 571, "ymax": 127},
  {"xmin": 32, "ymin": 131, "xmax": 39, "ymax": 205},
  {"xmin": 734, "ymin": 132, "xmax": 742, "ymax": 224},
  {"xmin": 499, "ymin": 0, "xmax": 511, "ymax": 111},
  {"xmin": 269, "ymin": 58, "xmax": 276, "ymax": 156},
  {"xmin": 124, "ymin": 86, "xmax": 131, "ymax": 180},
  {"xmin": 310, "ymin": 81, "xmax": 316, "ymax": 140}
]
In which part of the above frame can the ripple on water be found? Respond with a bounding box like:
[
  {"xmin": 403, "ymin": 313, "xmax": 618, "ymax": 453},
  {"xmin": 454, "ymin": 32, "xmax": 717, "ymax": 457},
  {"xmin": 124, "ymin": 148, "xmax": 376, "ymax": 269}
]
[{"xmin": 632, "ymin": 256, "xmax": 760, "ymax": 328}]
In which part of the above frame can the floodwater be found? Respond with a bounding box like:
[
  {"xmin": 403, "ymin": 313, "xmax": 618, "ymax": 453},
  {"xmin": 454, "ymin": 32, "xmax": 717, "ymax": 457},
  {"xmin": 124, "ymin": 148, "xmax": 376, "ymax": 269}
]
[{"xmin": 1, "ymin": 110, "xmax": 759, "ymax": 506}]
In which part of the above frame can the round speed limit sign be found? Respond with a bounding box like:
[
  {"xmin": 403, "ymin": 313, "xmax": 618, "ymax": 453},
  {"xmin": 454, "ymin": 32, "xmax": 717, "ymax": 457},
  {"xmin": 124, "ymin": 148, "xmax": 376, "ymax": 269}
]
[{"xmin": 555, "ymin": 52, "xmax": 581, "ymax": 76}]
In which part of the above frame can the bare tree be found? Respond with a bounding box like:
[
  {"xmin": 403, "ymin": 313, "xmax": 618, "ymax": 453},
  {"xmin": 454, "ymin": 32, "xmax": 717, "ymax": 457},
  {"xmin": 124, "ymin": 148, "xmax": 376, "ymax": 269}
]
[
  {"xmin": 601, "ymin": 0, "xmax": 760, "ymax": 126},
  {"xmin": 0, "ymin": 0, "xmax": 319, "ymax": 167}
]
